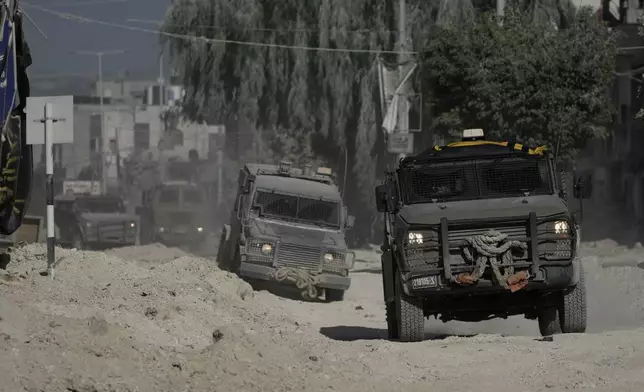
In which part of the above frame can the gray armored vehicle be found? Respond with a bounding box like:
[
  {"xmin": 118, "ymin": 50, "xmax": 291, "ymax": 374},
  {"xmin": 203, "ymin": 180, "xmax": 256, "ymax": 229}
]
[
  {"xmin": 217, "ymin": 161, "xmax": 355, "ymax": 301},
  {"xmin": 375, "ymin": 129, "xmax": 591, "ymax": 342},
  {"xmin": 55, "ymin": 193, "xmax": 139, "ymax": 250}
]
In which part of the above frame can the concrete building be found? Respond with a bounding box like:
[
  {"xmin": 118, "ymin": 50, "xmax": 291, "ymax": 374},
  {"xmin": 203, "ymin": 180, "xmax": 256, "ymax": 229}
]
[{"xmin": 33, "ymin": 78, "xmax": 223, "ymax": 192}]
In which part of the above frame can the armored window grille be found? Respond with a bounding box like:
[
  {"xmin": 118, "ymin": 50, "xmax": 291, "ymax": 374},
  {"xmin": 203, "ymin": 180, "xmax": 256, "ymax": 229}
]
[
  {"xmin": 254, "ymin": 191, "xmax": 340, "ymax": 225},
  {"xmin": 297, "ymin": 197, "xmax": 339, "ymax": 225},
  {"xmin": 401, "ymin": 157, "xmax": 552, "ymax": 204}
]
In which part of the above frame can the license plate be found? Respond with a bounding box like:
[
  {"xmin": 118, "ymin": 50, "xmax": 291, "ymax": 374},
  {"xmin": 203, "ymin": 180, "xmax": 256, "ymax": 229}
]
[
  {"xmin": 412, "ymin": 275, "xmax": 438, "ymax": 289},
  {"xmin": 174, "ymin": 226, "xmax": 188, "ymax": 234}
]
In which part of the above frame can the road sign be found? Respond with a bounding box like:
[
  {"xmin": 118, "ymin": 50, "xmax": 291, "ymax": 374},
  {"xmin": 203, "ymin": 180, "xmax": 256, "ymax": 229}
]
[
  {"xmin": 62, "ymin": 181, "xmax": 101, "ymax": 196},
  {"xmin": 387, "ymin": 132, "xmax": 414, "ymax": 154},
  {"xmin": 26, "ymin": 95, "xmax": 74, "ymax": 145}
]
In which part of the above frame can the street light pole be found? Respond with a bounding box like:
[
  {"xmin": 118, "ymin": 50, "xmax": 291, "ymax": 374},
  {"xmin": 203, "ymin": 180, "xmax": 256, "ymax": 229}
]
[{"xmin": 71, "ymin": 49, "xmax": 127, "ymax": 194}]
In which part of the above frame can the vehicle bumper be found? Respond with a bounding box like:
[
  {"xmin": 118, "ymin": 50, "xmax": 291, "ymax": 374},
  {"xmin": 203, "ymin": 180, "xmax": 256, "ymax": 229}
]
[
  {"xmin": 156, "ymin": 231, "xmax": 206, "ymax": 245},
  {"xmin": 239, "ymin": 261, "xmax": 351, "ymax": 291},
  {"xmin": 403, "ymin": 258, "xmax": 580, "ymax": 297},
  {"xmin": 85, "ymin": 234, "xmax": 137, "ymax": 247}
]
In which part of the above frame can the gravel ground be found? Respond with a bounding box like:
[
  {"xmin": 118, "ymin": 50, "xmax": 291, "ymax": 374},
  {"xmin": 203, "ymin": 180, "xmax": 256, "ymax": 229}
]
[{"xmin": 1, "ymin": 241, "xmax": 644, "ymax": 392}]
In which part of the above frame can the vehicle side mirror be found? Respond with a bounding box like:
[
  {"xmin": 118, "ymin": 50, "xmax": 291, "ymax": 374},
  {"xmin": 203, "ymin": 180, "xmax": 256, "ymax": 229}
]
[
  {"xmin": 573, "ymin": 173, "xmax": 592, "ymax": 199},
  {"xmin": 345, "ymin": 215, "xmax": 355, "ymax": 229},
  {"xmin": 375, "ymin": 183, "xmax": 397, "ymax": 213}
]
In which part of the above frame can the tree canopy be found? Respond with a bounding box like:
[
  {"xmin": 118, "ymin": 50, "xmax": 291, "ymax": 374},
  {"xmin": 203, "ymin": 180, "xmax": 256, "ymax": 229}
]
[
  {"xmin": 420, "ymin": 6, "xmax": 616, "ymax": 159},
  {"xmin": 162, "ymin": 1, "xmax": 616, "ymax": 245}
]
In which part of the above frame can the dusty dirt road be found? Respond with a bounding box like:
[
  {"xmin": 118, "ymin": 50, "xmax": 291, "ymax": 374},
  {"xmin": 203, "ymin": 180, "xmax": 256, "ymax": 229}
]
[{"xmin": 1, "ymin": 241, "xmax": 644, "ymax": 392}]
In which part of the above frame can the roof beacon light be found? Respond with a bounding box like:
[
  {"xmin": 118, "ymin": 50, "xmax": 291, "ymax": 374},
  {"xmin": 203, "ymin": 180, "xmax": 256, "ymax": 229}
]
[
  {"xmin": 462, "ymin": 128, "xmax": 485, "ymax": 141},
  {"xmin": 317, "ymin": 167, "xmax": 332, "ymax": 176},
  {"xmin": 278, "ymin": 161, "xmax": 292, "ymax": 174}
]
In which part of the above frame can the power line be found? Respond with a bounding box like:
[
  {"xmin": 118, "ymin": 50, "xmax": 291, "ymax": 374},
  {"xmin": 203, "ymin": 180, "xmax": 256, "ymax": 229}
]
[
  {"xmin": 126, "ymin": 18, "xmax": 400, "ymax": 35},
  {"xmin": 35, "ymin": 0, "xmax": 128, "ymax": 6},
  {"xmin": 22, "ymin": 2, "xmax": 417, "ymax": 55}
]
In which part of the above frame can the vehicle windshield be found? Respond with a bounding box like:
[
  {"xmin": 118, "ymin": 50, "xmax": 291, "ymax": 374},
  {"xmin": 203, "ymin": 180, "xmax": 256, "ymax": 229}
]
[
  {"xmin": 183, "ymin": 189, "xmax": 203, "ymax": 204},
  {"xmin": 253, "ymin": 190, "xmax": 340, "ymax": 227},
  {"xmin": 159, "ymin": 188, "xmax": 180, "ymax": 203},
  {"xmin": 77, "ymin": 198, "xmax": 125, "ymax": 213},
  {"xmin": 400, "ymin": 156, "xmax": 553, "ymax": 204}
]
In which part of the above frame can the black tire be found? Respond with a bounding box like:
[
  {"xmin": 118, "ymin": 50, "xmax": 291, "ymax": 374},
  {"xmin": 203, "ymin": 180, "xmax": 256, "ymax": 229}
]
[
  {"xmin": 325, "ymin": 289, "xmax": 345, "ymax": 302},
  {"xmin": 394, "ymin": 275, "xmax": 425, "ymax": 342},
  {"xmin": 385, "ymin": 301, "xmax": 399, "ymax": 340},
  {"xmin": 560, "ymin": 264, "xmax": 587, "ymax": 333},
  {"xmin": 538, "ymin": 306, "xmax": 562, "ymax": 336},
  {"xmin": 215, "ymin": 228, "xmax": 229, "ymax": 270},
  {"xmin": 381, "ymin": 253, "xmax": 399, "ymax": 340},
  {"xmin": 230, "ymin": 246, "xmax": 241, "ymax": 273}
]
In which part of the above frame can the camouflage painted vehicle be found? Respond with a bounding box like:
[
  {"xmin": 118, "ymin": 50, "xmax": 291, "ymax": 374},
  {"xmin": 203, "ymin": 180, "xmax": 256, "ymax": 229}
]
[
  {"xmin": 375, "ymin": 129, "xmax": 591, "ymax": 342},
  {"xmin": 217, "ymin": 161, "xmax": 355, "ymax": 302},
  {"xmin": 54, "ymin": 193, "xmax": 139, "ymax": 250},
  {"xmin": 138, "ymin": 180, "xmax": 208, "ymax": 248}
]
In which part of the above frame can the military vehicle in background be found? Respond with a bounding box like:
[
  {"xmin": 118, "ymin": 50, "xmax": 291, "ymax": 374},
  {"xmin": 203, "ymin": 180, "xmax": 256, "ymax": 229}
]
[
  {"xmin": 126, "ymin": 146, "xmax": 222, "ymax": 249},
  {"xmin": 138, "ymin": 180, "xmax": 208, "ymax": 250},
  {"xmin": 55, "ymin": 181, "xmax": 139, "ymax": 250},
  {"xmin": 375, "ymin": 128, "xmax": 592, "ymax": 342},
  {"xmin": 217, "ymin": 161, "xmax": 355, "ymax": 302}
]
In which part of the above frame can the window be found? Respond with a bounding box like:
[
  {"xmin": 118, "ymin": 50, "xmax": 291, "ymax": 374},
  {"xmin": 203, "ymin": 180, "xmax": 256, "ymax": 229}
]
[
  {"xmin": 183, "ymin": 189, "xmax": 202, "ymax": 203},
  {"xmin": 253, "ymin": 191, "xmax": 340, "ymax": 226},
  {"xmin": 159, "ymin": 188, "xmax": 179, "ymax": 203},
  {"xmin": 77, "ymin": 198, "xmax": 124, "ymax": 213},
  {"xmin": 401, "ymin": 157, "xmax": 552, "ymax": 203}
]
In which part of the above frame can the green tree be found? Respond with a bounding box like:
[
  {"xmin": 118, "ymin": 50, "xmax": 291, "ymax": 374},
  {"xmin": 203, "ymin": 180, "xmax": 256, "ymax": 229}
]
[
  {"xmin": 161, "ymin": 0, "xmax": 599, "ymax": 245},
  {"xmin": 420, "ymin": 6, "xmax": 616, "ymax": 159}
]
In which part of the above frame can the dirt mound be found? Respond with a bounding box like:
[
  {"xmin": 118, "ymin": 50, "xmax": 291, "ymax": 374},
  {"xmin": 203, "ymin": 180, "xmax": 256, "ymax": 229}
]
[
  {"xmin": 0, "ymin": 244, "xmax": 377, "ymax": 392},
  {"xmin": 2, "ymin": 243, "xmax": 644, "ymax": 391}
]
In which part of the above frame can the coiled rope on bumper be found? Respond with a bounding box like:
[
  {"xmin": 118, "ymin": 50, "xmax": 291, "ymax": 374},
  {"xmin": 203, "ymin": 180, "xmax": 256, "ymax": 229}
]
[
  {"xmin": 274, "ymin": 267, "xmax": 320, "ymax": 300},
  {"xmin": 454, "ymin": 229, "xmax": 528, "ymax": 290}
]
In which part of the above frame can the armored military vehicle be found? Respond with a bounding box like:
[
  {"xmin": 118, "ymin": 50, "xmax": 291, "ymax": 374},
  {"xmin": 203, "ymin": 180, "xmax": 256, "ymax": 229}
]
[
  {"xmin": 375, "ymin": 129, "xmax": 591, "ymax": 342},
  {"xmin": 216, "ymin": 161, "xmax": 355, "ymax": 301},
  {"xmin": 54, "ymin": 190, "xmax": 139, "ymax": 250},
  {"xmin": 138, "ymin": 180, "xmax": 208, "ymax": 249}
]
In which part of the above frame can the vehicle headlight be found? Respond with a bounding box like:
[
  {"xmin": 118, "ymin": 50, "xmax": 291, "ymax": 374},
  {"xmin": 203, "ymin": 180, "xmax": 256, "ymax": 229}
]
[
  {"xmin": 129, "ymin": 222, "xmax": 136, "ymax": 228},
  {"xmin": 323, "ymin": 253, "xmax": 334, "ymax": 262},
  {"xmin": 408, "ymin": 232, "xmax": 424, "ymax": 244},
  {"xmin": 261, "ymin": 243, "xmax": 273, "ymax": 254},
  {"xmin": 197, "ymin": 226, "xmax": 203, "ymax": 233},
  {"xmin": 554, "ymin": 221, "xmax": 569, "ymax": 234},
  {"xmin": 158, "ymin": 227, "xmax": 165, "ymax": 233},
  {"xmin": 85, "ymin": 222, "xmax": 93, "ymax": 228}
]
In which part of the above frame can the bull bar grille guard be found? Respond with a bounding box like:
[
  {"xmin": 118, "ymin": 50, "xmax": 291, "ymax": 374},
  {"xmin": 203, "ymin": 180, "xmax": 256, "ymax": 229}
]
[{"xmin": 399, "ymin": 213, "xmax": 577, "ymax": 283}]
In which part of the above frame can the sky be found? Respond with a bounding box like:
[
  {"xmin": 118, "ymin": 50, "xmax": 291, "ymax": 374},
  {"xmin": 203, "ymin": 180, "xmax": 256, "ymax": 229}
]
[
  {"xmin": 22, "ymin": 0, "xmax": 172, "ymax": 78},
  {"xmin": 21, "ymin": 0, "xmax": 602, "ymax": 79}
]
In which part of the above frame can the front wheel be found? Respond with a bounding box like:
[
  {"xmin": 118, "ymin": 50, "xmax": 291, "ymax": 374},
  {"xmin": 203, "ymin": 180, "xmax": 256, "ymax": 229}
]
[
  {"xmin": 394, "ymin": 276, "xmax": 425, "ymax": 342},
  {"xmin": 560, "ymin": 263, "xmax": 587, "ymax": 333},
  {"xmin": 537, "ymin": 264, "xmax": 587, "ymax": 336},
  {"xmin": 215, "ymin": 227, "xmax": 229, "ymax": 270},
  {"xmin": 325, "ymin": 289, "xmax": 345, "ymax": 302},
  {"xmin": 538, "ymin": 306, "xmax": 562, "ymax": 336}
]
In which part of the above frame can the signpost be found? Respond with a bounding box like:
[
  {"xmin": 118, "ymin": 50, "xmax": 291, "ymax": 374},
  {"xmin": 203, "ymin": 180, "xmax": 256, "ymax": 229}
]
[{"xmin": 26, "ymin": 95, "xmax": 74, "ymax": 278}]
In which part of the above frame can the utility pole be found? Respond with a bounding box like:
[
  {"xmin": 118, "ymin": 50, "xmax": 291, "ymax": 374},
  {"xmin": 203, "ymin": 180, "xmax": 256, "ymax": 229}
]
[
  {"xmin": 71, "ymin": 49, "xmax": 127, "ymax": 194},
  {"xmin": 496, "ymin": 0, "xmax": 505, "ymax": 23},
  {"xmin": 395, "ymin": 0, "xmax": 412, "ymax": 164}
]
